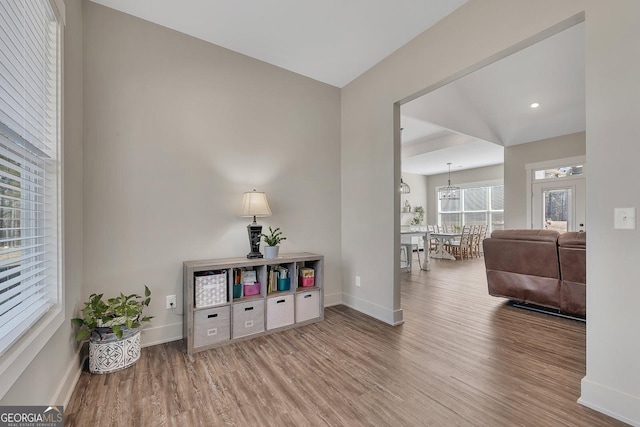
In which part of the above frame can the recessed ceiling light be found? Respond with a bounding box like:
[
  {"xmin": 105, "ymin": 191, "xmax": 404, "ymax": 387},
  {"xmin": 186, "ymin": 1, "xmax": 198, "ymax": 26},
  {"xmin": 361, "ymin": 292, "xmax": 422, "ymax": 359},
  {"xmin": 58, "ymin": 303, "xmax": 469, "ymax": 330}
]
[{"xmin": 530, "ymin": 102, "xmax": 540, "ymax": 108}]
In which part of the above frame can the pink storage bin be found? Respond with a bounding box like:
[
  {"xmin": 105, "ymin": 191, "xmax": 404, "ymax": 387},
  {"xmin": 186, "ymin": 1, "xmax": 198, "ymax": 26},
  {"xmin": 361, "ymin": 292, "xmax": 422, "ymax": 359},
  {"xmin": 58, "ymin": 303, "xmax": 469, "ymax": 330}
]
[
  {"xmin": 300, "ymin": 277, "xmax": 314, "ymax": 287},
  {"xmin": 243, "ymin": 282, "xmax": 261, "ymax": 296}
]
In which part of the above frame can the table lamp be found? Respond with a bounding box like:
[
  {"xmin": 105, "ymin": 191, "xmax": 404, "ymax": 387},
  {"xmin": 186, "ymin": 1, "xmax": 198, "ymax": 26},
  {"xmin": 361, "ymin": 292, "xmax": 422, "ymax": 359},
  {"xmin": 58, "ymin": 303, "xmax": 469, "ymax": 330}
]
[{"xmin": 239, "ymin": 190, "xmax": 272, "ymax": 258}]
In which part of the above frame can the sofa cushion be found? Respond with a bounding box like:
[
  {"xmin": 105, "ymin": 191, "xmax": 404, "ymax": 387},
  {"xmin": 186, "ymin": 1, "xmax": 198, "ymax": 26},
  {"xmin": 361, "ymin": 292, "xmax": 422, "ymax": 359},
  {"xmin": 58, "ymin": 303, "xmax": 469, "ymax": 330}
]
[
  {"xmin": 490, "ymin": 229, "xmax": 560, "ymax": 243},
  {"xmin": 483, "ymin": 231, "xmax": 560, "ymax": 279},
  {"xmin": 483, "ymin": 229, "xmax": 562, "ymax": 313},
  {"xmin": 558, "ymin": 231, "xmax": 586, "ymax": 249},
  {"xmin": 558, "ymin": 231, "xmax": 586, "ymax": 316}
]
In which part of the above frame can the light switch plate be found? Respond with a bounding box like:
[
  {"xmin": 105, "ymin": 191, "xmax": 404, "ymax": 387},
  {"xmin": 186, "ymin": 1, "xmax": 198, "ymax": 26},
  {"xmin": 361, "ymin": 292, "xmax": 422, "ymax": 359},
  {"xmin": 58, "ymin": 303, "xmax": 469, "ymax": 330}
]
[{"xmin": 614, "ymin": 207, "xmax": 636, "ymax": 230}]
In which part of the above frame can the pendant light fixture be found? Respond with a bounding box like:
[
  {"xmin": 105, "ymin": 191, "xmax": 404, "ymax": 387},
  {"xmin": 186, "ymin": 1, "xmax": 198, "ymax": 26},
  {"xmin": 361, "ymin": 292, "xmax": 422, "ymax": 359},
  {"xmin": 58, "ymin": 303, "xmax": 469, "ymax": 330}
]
[
  {"xmin": 400, "ymin": 177, "xmax": 411, "ymax": 194},
  {"xmin": 439, "ymin": 163, "xmax": 460, "ymax": 200}
]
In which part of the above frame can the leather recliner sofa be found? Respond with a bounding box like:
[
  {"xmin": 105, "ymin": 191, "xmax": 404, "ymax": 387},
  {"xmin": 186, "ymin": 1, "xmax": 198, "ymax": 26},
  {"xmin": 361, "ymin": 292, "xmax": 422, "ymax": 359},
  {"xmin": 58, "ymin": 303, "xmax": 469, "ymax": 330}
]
[{"xmin": 482, "ymin": 229, "xmax": 586, "ymax": 317}]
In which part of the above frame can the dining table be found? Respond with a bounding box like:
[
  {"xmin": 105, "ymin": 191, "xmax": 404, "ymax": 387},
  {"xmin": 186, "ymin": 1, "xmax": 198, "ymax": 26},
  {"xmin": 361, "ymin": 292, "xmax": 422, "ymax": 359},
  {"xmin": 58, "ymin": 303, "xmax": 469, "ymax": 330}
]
[
  {"xmin": 429, "ymin": 232, "xmax": 462, "ymax": 260},
  {"xmin": 400, "ymin": 230, "xmax": 431, "ymax": 271}
]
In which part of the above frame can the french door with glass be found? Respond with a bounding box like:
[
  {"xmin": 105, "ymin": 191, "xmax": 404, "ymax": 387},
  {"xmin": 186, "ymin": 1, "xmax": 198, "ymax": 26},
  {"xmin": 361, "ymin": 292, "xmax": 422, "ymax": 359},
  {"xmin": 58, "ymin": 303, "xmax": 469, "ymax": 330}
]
[{"xmin": 531, "ymin": 178, "xmax": 585, "ymax": 232}]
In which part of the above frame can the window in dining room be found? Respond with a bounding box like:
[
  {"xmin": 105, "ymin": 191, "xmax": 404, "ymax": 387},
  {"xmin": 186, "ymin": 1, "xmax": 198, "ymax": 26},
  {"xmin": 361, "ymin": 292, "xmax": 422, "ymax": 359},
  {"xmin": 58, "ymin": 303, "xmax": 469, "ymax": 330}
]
[{"xmin": 438, "ymin": 185, "xmax": 504, "ymax": 232}]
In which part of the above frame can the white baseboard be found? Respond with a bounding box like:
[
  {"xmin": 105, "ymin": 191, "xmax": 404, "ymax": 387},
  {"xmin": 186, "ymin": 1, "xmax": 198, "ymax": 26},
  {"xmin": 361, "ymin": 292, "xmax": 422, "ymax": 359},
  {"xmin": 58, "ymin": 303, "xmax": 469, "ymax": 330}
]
[
  {"xmin": 579, "ymin": 376, "xmax": 640, "ymax": 426},
  {"xmin": 341, "ymin": 293, "xmax": 403, "ymax": 325},
  {"xmin": 323, "ymin": 291, "xmax": 343, "ymax": 307},
  {"xmin": 140, "ymin": 321, "xmax": 183, "ymax": 347},
  {"xmin": 54, "ymin": 346, "xmax": 84, "ymax": 407}
]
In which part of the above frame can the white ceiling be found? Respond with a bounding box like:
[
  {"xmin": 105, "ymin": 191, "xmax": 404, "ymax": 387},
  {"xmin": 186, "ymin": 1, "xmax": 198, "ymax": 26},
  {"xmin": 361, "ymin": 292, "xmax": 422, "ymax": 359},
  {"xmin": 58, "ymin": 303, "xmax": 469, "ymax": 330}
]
[
  {"xmin": 89, "ymin": 0, "xmax": 468, "ymax": 88},
  {"xmin": 401, "ymin": 22, "xmax": 585, "ymax": 176}
]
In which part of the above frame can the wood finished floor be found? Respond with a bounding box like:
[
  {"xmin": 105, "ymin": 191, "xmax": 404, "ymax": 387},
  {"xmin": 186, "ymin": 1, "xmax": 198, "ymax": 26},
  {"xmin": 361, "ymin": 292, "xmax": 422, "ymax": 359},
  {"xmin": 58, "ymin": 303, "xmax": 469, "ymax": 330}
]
[{"xmin": 65, "ymin": 255, "xmax": 626, "ymax": 426}]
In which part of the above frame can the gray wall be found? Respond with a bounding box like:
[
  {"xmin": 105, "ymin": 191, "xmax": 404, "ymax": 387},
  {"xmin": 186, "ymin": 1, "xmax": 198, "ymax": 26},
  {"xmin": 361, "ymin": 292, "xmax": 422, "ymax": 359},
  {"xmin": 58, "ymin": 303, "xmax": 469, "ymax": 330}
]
[
  {"xmin": 341, "ymin": 0, "xmax": 640, "ymax": 423},
  {"xmin": 426, "ymin": 164, "xmax": 503, "ymax": 225},
  {"xmin": 2, "ymin": 0, "xmax": 341, "ymax": 405},
  {"xmin": 81, "ymin": 2, "xmax": 342, "ymax": 346},
  {"xmin": 581, "ymin": 2, "xmax": 640, "ymax": 422},
  {"xmin": 504, "ymin": 131, "xmax": 585, "ymax": 228},
  {"xmin": 0, "ymin": 0, "xmax": 85, "ymax": 405}
]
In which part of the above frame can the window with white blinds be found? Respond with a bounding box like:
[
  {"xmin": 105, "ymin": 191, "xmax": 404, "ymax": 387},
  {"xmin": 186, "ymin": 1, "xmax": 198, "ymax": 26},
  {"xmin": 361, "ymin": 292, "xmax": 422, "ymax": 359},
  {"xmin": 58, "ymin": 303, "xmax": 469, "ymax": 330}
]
[
  {"xmin": 0, "ymin": 0, "xmax": 61, "ymax": 356},
  {"xmin": 438, "ymin": 185, "xmax": 504, "ymax": 233}
]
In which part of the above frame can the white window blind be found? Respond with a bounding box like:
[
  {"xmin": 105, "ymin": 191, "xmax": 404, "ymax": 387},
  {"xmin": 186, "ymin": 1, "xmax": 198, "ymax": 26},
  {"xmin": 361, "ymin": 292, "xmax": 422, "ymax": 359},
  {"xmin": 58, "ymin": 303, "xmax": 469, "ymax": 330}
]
[
  {"xmin": 438, "ymin": 185, "xmax": 504, "ymax": 233},
  {"xmin": 0, "ymin": 0, "xmax": 60, "ymax": 356}
]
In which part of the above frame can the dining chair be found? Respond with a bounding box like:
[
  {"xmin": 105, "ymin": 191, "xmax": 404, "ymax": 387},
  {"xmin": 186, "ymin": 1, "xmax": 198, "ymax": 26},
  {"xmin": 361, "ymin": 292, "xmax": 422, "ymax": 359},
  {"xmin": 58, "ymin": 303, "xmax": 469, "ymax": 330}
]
[
  {"xmin": 427, "ymin": 225, "xmax": 438, "ymax": 253},
  {"xmin": 475, "ymin": 224, "xmax": 487, "ymax": 257},
  {"xmin": 449, "ymin": 225, "xmax": 472, "ymax": 259}
]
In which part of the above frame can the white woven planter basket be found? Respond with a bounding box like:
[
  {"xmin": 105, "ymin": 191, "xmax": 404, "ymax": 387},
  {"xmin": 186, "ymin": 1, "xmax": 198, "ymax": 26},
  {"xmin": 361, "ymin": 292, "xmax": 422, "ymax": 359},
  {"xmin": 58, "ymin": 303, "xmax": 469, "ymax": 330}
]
[{"xmin": 89, "ymin": 328, "xmax": 141, "ymax": 374}]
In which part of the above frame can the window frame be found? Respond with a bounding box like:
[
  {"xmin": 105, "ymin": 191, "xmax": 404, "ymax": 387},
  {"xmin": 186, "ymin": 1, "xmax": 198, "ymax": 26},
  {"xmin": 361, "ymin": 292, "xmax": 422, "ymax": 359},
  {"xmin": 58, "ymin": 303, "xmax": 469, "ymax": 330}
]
[
  {"xmin": 437, "ymin": 180, "xmax": 504, "ymax": 233},
  {"xmin": 0, "ymin": 0, "xmax": 65, "ymax": 399}
]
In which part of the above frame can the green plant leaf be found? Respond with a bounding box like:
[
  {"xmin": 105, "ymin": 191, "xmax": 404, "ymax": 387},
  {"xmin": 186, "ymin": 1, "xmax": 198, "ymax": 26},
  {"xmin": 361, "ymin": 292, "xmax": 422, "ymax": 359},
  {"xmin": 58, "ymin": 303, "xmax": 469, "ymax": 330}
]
[
  {"xmin": 112, "ymin": 324, "xmax": 123, "ymax": 339},
  {"xmin": 71, "ymin": 318, "xmax": 84, "ymax": 327},
  {"xmin": 145, "ymin": 286, "xmax": 151, "ymax": 297},
  {"xmin": 75, "ymin": 328, "xmax": 89, "ymax": 342}
]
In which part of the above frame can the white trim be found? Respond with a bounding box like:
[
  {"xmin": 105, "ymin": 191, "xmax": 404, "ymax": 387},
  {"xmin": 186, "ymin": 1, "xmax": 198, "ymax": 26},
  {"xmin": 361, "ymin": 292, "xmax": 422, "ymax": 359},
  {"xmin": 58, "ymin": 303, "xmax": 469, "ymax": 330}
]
[
  {"xmin": 435, "ymin": 178, "xmax": 503, "ymax": 194},
  {"xmin": 323, "ymin": 292, "xmax": 343, "ymax": 307},
  {"xmin": 525, "ymin": 155, "xmax": 586, "ymax": 172},
  {"xmin": 525, "ymin": 155, "xmax": 586, "ymax": 229},
  {"xmin": 579, "ymin": 376, "xmax": 640, "ymax": 426},
  {"xmin": 140, "ymin": 322, "xmax": 183, "ymax": 348},
  {"xmin": 50, "ymin": 0, "xmax": 66, "ymax": 26},
  {"xmin": 341, "ymin": 293, "xmax": 403, "ymax": 326},
  {"xmin": 54, "ymin": 346, "xmax": 84, "ymax": 407},
  {"xmin": 0, "ymin": 308, "xmax": 64, "ymax": 399}
]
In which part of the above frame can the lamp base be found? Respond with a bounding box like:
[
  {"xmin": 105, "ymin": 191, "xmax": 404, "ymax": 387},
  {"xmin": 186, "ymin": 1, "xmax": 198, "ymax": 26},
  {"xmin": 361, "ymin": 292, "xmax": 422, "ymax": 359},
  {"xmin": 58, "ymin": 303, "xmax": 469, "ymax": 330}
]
[{"xmin": 246, "ymin": 223, "xmax": 263, "ymax": 259}]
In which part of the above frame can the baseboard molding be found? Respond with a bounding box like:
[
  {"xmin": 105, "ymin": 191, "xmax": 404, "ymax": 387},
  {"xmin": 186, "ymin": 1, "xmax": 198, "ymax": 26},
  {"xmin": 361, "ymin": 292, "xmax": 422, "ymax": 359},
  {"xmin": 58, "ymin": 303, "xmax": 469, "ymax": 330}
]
[
  {"xmin": 140, "ymin": 321, "xmax": 183, "ymax": 347},
  {"xmin": 579, "ymin": 377, "xmax": 640, "ymax": 426},
  {"xmin": 53, "ymin": 346, "xmax": 84, "ymax": 407},
  {"xmin": 323, "ymin": 291, "xmax": 342, "ymax": 307},
  {"xmin": 341, "ymin": 293, "xmax": 403, "ymax": 326}
]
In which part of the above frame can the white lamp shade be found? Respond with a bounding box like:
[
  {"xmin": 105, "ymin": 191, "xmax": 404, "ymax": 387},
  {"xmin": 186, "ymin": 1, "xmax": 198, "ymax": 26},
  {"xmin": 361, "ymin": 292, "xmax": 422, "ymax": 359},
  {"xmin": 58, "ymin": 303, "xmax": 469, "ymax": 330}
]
[{"xmin": 239, "ymin": 191, "xmax": 272, "ymax": 217}]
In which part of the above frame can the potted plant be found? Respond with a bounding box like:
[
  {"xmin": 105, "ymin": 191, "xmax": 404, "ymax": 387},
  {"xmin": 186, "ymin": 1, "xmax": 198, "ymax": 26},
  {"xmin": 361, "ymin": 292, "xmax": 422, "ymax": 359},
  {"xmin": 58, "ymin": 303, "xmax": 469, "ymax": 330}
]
[
  {"xmin": 411, "ymin": 206, "xmax": 425, "ymax": 228},
  {"xmin": 261, "ymin": 226, "xmax": 286, "ymax": 259},
  {"xmin": 72, "ymin": 286, "xmax": 152, "ymax": 374}
]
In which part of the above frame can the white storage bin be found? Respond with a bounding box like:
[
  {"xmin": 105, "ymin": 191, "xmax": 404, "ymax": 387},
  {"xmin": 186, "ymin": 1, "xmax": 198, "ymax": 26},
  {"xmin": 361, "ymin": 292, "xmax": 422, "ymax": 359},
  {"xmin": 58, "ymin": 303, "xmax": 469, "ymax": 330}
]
[
  {"xmin": 295, "ymin": 290, "xmax": 320, "ymax": 323},
  {"xmin": 266, "ymin": 294, "xmax": 294, "ymax": 330},
  {"xmin": 232, "ymin": 300, "xmax": 265, "ymax": 338},
  {"xmin": 193, "ymin": 306, "xmax": 230, "ymax": 347},
  {"xmin": 195, "ymin": 271, "xmax": 227, "ymax": 308}
]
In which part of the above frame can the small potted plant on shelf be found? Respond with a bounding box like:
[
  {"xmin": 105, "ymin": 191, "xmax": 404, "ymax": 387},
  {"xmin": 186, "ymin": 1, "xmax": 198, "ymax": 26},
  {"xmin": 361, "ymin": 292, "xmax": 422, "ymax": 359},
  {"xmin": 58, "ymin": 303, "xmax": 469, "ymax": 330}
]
[
  {"xmin": 72, "ymin": 286, "xmax": 152, "ymax": 374},
  {"xmin": 261, "ymin": 226, "xmax": 286, "ymax": 259},
  {"xmin": 411, "ymin": 206, "xmax": 425, "ymax": 229}
]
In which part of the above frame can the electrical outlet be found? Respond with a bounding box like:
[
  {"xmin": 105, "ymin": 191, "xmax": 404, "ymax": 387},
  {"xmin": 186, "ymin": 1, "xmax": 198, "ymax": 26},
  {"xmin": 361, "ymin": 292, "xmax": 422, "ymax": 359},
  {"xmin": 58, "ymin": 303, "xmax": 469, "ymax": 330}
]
[
  {"xmin": 166, "ymin": 295, "xmax": 176, "ymax": 309},
  {"xmin": 355, "ymin": 276, "xmax": 361, "ymax": 287}
]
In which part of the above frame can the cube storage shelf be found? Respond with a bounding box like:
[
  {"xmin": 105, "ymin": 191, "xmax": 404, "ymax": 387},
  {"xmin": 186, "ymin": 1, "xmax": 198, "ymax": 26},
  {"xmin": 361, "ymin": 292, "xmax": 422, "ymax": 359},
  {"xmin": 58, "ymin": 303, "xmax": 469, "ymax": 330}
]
[{"xmin": 183, "ymin": 252, "xmax": 324, "ymax": 355}]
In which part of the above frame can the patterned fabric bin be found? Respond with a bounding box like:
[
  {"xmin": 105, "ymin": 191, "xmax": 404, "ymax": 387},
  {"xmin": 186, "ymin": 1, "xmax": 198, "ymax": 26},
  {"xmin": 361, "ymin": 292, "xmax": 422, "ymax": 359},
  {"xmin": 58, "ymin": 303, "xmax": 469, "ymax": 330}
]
[{"xmin": 195, "ymin": 271, "xmax": 228, "ymax": 308}]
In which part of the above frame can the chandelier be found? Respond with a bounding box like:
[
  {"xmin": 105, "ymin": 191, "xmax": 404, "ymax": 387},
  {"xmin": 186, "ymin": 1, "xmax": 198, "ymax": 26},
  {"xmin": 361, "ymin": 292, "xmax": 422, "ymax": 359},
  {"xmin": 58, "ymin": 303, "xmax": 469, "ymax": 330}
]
[{"xmin": 439, "ymin": 163, "xmax": 460, "ymax": 200}]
